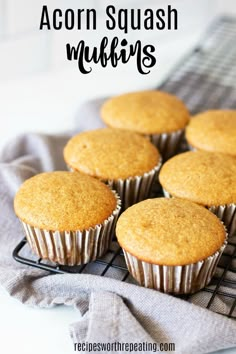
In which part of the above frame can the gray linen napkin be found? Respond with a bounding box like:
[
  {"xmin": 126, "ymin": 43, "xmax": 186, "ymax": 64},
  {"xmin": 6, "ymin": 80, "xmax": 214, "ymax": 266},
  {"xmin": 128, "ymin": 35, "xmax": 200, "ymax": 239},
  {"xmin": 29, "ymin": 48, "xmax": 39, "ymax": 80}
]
[{"xmin": 0, "ymin": 125, "xmax": 236, "ymax": 353}]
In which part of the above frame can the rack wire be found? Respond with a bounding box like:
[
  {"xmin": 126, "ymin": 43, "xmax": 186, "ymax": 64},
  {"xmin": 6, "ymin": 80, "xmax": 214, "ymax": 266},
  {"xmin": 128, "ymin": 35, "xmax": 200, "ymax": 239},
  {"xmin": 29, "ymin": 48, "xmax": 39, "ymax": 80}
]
[{"xmin": 13, "ymin": 17, "xmax": 236, "ymax": 319}]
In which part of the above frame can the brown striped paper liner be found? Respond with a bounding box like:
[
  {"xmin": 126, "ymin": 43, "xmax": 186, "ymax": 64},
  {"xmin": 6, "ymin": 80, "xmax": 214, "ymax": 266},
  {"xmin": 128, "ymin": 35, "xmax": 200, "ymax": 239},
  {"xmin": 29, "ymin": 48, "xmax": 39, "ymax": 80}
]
[
  {"xmin": 123, "ymin": 236, "xmax": 227, "ymax": 294},
  {"xmin": 20, "ymin": 191, "xmax": 121, "ymax": 266},
  {"xmin": 163, "ymin": 189, "xmax": 236, "ymax": 237},
  {"xmin": 148, "ymin": 129, "xmax": 184, "ymax": 161},
  {"xmin": 70, "ymin": 161, "xmax": 162, "ymax": 210}
]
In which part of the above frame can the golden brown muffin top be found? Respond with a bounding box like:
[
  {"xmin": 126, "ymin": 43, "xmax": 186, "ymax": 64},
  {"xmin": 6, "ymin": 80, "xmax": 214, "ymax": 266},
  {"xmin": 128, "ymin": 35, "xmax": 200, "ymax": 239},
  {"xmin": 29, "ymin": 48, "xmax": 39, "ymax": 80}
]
[
  {"xmin": 101, "ymin": 91, "xmax": 190, "ymax": 134},
  {"xmin": 159, "ymin": 151, "xmax": 236, "ymax": 206},
  {"xmin": 14, "ymin": 171, "xmax": 118, "ymax": 231},
  {"xmin": 64, "ymin": 128, "xmax": 161, "ymax": 180},
  {"xmin": 186, "ymin": 110, "xmax": 236, "ymax": 156},
  {"xmin": 116, "ymin": 198, "xmax": 226, "ymax": 266}
]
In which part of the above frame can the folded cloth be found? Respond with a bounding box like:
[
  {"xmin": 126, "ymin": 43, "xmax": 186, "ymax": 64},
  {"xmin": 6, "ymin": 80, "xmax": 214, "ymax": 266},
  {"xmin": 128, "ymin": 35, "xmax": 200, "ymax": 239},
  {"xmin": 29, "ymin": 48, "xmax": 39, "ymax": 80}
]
[{"xmin": 0, "ymin": 108, "xmax": 235, "ymax": 354}]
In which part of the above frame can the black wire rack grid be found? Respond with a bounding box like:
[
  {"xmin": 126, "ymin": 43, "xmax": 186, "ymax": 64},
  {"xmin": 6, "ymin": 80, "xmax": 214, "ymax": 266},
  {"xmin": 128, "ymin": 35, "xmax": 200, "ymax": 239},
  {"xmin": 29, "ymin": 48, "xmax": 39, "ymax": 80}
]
[{"xmin": 13, "ymin": 16, "xmax": 236, "ymax": 319}]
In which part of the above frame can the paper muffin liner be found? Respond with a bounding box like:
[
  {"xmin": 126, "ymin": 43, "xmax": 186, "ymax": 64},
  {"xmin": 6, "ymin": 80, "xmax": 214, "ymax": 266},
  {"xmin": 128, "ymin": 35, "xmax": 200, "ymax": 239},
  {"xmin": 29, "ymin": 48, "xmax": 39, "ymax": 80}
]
[
  {"xmin": 148, "ymin": 129, "xmax": 184, "ymax": 160},
  {"xmin": 20, "ymin": 191, "xmax": 121, "ymax": 266},
  {"xmin": 163, "ymin": 189, "xmax": 236, "ymax": 237},
  {"xmin": 208, "ymin": 204, "xmax": 236, "ymax": 237},
  {"xmin": 123, "ymin": 235, "xmax": 227, "ymax": 294},
  {"xmin": 69, "ymin": 161, "xmax": 162, "ymax": 210},
  {"xmin": 104, "ymin": 162, "xmax": 162, "ymax": 210}
]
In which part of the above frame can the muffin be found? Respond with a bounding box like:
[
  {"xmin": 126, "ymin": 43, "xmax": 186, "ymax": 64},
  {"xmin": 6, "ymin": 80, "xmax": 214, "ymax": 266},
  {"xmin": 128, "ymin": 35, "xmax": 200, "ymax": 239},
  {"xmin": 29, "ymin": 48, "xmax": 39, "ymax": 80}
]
[
  {"xmin": 159, "ymin": 151, "xmax": 236, "ymax": 236},
  {"xmin": 14, "ymin": 171, "xmax": 121, "ymax": 265},
  {"xmin": 116, "ymin": 198, "xmax": 227, "ymax": 294},
  {"xmin": 64, "ymin": 128, "xmax": 162, "ymax": 209},
  {"xmin": 101, "ymin": 90, "xmax": 190, "ymax": 160},
  {"xmin": 186, "ymin": 110, "xmax": 236, "ymax": 156}
]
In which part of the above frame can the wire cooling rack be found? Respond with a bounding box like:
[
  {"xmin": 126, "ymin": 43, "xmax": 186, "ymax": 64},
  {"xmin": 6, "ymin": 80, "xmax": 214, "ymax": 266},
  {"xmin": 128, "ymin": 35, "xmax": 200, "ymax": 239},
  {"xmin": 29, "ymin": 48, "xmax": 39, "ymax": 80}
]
[{"xmin": 13, "ymin": 17, "xmax": 236, "ymax": 319}]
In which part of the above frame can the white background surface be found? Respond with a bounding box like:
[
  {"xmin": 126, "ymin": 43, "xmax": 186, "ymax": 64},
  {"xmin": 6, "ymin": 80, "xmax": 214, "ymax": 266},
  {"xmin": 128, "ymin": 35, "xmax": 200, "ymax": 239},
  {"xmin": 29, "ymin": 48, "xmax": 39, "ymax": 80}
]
[
  {"xmin": 1, "ymin": 0, "xmax": 236, "ymax": 150},
  {"xmin": 0, "ymin": 1, "xmax": 236, "ymax": 354}
]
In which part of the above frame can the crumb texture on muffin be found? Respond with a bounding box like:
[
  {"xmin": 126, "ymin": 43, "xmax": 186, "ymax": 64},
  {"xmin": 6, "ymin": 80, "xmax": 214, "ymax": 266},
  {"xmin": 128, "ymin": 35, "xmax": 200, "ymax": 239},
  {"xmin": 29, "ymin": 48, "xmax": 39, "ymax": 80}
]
[
  {"xmin": 64, "ymin": 128, "xmax": 160, "ymax": 180},
  {"xmin": 14, "ymin": 171, "xmax": 117, "ymax": 231},
  {"xmin": 186, "ymin": 110, "xmax": 236, "ymax": 156},
  {"xmin": 101, "ymin": 91, "xmax": 190, "ymax": 134},
  {"xmin": 116, "ymin": 198, "xmax": 226, "ymax": 266},
  {"xmin": 159, "ymin": 151, "xmax": 236, "ymax": 206}
]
